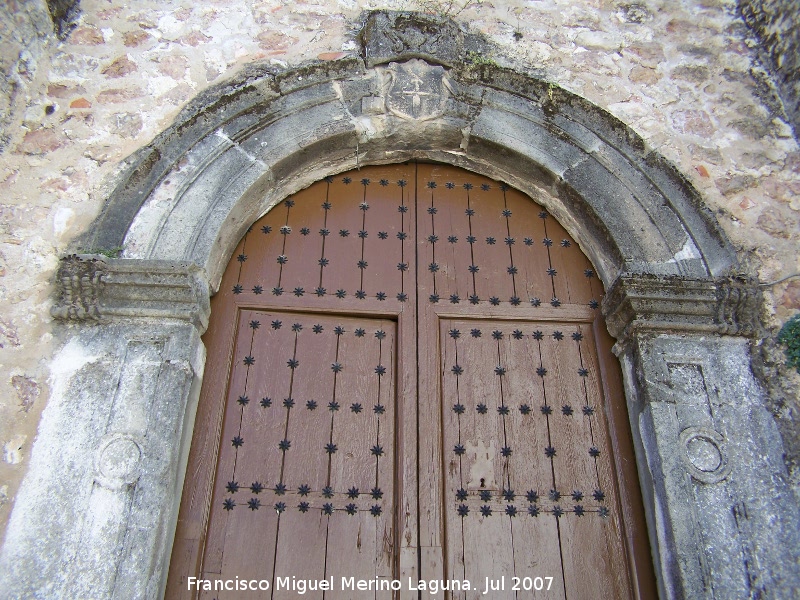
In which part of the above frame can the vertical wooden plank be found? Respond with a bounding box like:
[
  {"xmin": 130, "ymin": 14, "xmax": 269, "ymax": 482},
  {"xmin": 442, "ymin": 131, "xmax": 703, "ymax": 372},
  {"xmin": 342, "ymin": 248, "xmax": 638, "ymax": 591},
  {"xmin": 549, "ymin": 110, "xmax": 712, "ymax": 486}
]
[
  {"xmin": 214, "ymin": 311, "xmax": 297, "ymax": 591},
  {"xmin": 281, "ymin": 320, "xmax": 339, "ymax": 492},
  {"xmin": 579, "ymin": 326, "xmax": 616, "ymax": 509},
  {"xmin": 236, "ymin": 313, "xmax": 296, "ymax": 491},
  {"xmin": 583, "ymin": 254, "xmax": 603, "ymax": 309},
  {"xmin": 444, "ymin": 319, "xmax": 513, "ymax": 599},
  {"xmin": 538, "ymin": 323, "xmax": 628, "ymax": 599},
  {"xmin": 462, "ymin": 514, "xmax": 515, "ymax": 600},
  {"xmin": 415, "ymin": 164, "xmax": 445, "ymax": 585},
  {"xmin": 539, "ymin": 324, "xmax": 597, "ymax": 497},
  {"xmin": 223, "ymin": 235, "xmax": 248, "ymax": 293},
  {"xmin": 324, "ymin": 510, "xmax": 381, "ymax": 599},
  {"xmin": 593, "ymin": 317, "xmax": 658, "ymax": 599},
  {"xmin": 416, "ymin": 164, "xmax": 441, "ymax": 304},
  {"xmin": 559, "ymin": 512, "xmax": 632, "ymax": 600},
  {"xmin": 498, "ymin": 329, "xmax": 551, "ymax": 499},
  {"xmin": 499, "ymin": 329, "xmax": 567, "ymax": 598},
  {"xmin": 238, "ymin": 210, "xmax": 284, "ymax": 293},
  {"xmin": 395, "ymin": 167, "xmax": 418, "ymax": 595},
  {"xmin": 543, "ymin": 218, "xmax": 591, "ymax": 305},
  {"xmin": 440, "ymin": 319, "xmax": 466, "ymax": 598},
  {"xmin": 360, "ymin": 167, "xmax": 409, "ymax": 299},
  {"xmin": 503, "ymin": 190, "xmax": 551, "ymax": 304},
  {"xmin": 327, "ymin": 323, "xmax": 389, "ymax": 496},
  {"xmin": 278, "ymin": 187, "xmax": 327, "ymax": 295},
  {"xmin": 509, "ymin": 515, "xmax": 567, "ymax": 600},
  {"xmin": 166, "ymin": 264, "xmax": 242, "ymax": 597},
  {"xmin": 320, "ymin": 176, "xmax": 364, "ymax": 296},
  {"xmin": 272, "ymin": 508, "xmax": 329, "ymax": 600},
  {"xmin": 219, "ymin": 506, "xmax": 279, "ymax": 599},
  {"xmin": 456, "ymin": 321, "xmax": 506, "ymax": 492},
  {"xmin": 468, "ymin": 181, "xmax": 516, "ymax": 303},
  {"xmin": 200, "ymin": 309, "xmax": 251, "ymax": 575},
  {"xmin": 564, "ymin": 325, "xmax": 634, "ymax": 598},
  {"xmin": 561, "ymin": 228, "xmax": 594, "ymax": 305},
  {"xmin": 421, "ymin": 167, "xmax": 474, "ymax": 302},
  {"xmin": 374, "ymin": 507, "xmax": 395, "ymax": 600}
]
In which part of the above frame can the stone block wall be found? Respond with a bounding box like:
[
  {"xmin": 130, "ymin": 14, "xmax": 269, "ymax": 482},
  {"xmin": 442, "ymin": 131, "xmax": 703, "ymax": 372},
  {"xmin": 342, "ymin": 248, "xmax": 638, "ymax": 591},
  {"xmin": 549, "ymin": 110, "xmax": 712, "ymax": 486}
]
[{"xmin": 0, "ymin": 0, "xmax": 798, "ymax": 541}]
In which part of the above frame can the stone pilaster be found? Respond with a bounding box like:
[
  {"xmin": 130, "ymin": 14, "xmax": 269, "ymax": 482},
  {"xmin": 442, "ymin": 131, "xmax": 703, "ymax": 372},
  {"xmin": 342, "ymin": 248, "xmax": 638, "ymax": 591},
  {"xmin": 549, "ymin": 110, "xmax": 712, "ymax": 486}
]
[
  {"xmin": 0, "ymin": 257, "xmax": 209, "ymax": 600},
  {"xmin": 604, "ymin": 274, "xmax": 800, "ymax": 599}
]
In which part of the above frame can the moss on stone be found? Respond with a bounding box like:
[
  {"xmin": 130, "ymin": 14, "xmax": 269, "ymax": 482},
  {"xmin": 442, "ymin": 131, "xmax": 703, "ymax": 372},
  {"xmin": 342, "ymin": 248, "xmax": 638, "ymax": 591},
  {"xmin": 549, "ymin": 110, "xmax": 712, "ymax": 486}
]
[{"xmin": 778, "ymin": 314, "xmax": 800, "ymax": 373}]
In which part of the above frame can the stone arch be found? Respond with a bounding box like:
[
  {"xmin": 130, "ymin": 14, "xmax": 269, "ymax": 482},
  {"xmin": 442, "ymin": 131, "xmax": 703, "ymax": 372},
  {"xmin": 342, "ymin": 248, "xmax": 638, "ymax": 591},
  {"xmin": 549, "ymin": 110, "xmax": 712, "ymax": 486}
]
[
  {"xmin": 79, "ymin": 29, "xmax": 736, "ymax": 293},
  {"xmin": 3, "ymin": 11, "xmax": 798, "ymax": 600}
]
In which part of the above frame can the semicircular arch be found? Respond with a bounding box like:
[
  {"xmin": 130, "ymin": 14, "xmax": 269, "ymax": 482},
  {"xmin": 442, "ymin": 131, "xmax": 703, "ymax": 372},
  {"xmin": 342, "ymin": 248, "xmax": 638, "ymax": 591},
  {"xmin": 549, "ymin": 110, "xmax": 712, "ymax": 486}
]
[{"xmin": 79, "ymin": 55, "xmax": 737, "ymax": 294}]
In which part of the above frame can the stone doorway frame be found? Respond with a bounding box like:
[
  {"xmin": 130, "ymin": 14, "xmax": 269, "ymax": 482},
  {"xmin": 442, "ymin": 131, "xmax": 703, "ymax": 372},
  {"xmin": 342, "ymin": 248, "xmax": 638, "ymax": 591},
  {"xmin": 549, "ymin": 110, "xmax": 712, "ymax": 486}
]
[{"xmin": 2, "ymin": 11, "xmax": 798, "ymax": 600}]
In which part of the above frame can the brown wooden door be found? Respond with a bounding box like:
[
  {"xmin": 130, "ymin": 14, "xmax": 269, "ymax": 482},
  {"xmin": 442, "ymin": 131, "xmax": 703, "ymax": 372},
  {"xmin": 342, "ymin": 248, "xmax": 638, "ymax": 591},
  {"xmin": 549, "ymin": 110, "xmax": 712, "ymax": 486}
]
[{"xmin": 167, "ymin": 164, "xmax": 655, "ymax": 599}]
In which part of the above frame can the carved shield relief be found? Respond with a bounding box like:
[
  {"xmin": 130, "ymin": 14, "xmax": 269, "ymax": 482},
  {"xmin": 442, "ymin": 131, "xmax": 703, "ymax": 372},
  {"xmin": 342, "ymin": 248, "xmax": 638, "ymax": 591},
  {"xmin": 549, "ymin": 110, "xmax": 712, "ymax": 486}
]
[{"xmin": 382, "ymin": 59, "xmax": 453, "ymax": 121}]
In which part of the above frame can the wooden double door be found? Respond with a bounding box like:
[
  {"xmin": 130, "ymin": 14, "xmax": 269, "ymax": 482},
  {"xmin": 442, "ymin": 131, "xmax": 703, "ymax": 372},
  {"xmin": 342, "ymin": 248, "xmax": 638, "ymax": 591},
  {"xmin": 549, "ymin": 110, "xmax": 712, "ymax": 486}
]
[{"xmin": 167, "ymin": 164, "xmax": 654, "ymax": 599}]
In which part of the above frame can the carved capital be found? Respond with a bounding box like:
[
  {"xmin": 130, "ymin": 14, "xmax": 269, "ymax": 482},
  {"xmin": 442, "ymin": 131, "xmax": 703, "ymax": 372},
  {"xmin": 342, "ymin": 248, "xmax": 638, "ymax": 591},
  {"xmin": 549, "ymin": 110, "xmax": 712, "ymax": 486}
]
[
  {"xmin": 51, "ymin": 255, "xmax": 211, "ymax": 330},
  {"xmin": 602, "ymin": 273, "xmax": 762, "ymax": 341},
  {"xmin": 51, "ymin": 255, "xmax": 106, "ymax": 321}
]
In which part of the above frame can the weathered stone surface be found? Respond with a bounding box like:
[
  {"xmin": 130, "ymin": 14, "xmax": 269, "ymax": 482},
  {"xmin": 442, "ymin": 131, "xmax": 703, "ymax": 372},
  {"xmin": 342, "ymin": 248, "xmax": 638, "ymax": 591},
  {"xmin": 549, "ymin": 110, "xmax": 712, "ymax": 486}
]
[
  {"xmin": 256, "ymin": 31, "xmax": 298, "ymax": 53},
  {"xmin": 68, "ymin": 25, "xmax": 104, "ymax": 45},
  {"xmin": 157, "ymin": 55, "xmax": 188, "ymax": 79},
  {"xmin": 69, "ymin": 97, "xmax": 91, "ymax": 109},
  {"xmin": 779, "ymin": 280, "xmax": 800, "ymax": 310},
  {"xmin": 2, "ymin": 436, "xmax": 26, "ymax": 465},
  {"xmin": 101, "ymin": 56, "xmax": 137, "ymax": 78},
  {"xmin": 575, "ymin": 29, "xmax": 623, "ymax": 51},
  {"xmin": 47, "ymin": 83, "xmax": 84, "ymax": 98},
  {"xmin": 50, "ymin": 256, "xmax": 210, "ymax": 329},
  {"xmin": 11, "ymin": 375, "xmax": 40, "ymax": 412},
  {"xmin": 122, "ymin": 29, "xmax": 152, "ymax": 47},
  {"xmin": 0, "ymin": 315, "xmax": 205, "ymax": 599},
  {"xmin": 716, "ymin": 173, "xmax": 758, "ymax": 196},
  {"xmin": 671, "ymin": 64, "xmax": 711, "ymax": 84},
  {"xmin": 672, "ymin": 109, "xmax": 715, "ymax": 136},
  {"xmin": 177, "ymin": 30, "xmax": 210, "ymax": 47},
  {"xmin": 628, "ymin": 42, "xmax": 666, "ymax": 67},
  {"xmin": 109, "ymin": 111, "xmax": 142, "ymax": 137},
  {"xmin": 45, "ymin": 0, "xmax": 80, "ymax": 39},
  {"xmin": 757, "ymin": 206, "xmax": 799, "ymax": 239},
  {"xmin": 361, "ymin": 11, "xmax": 469, "ymax": 68},
  {"xmin": 629, "ymin": 65, "xmax": 660, "ymax": 84},
  {"xmin": 619, "ymin": 333, "xmax": 800, "ymax": 598},
  {"xmin": 0, "ymin": 318, "xmax": 20, "ymax": 348},
  {"xmin": 15, "ymin": 128, "xmax": 64, "ymax": 154},
  {"xmin": 96, "ymin": 87, "xmax": 143, "ymax": 104},
  {"xmin": 603, "ymin": 273, "xmax": 764, "ymax": 340},
  {"xmin": 617, "ymin": 2, "xmax": 653, "ymax": 24},
  {"xmin": 740, "ymin": 0, "xmax": 800, "ymax": 137}
]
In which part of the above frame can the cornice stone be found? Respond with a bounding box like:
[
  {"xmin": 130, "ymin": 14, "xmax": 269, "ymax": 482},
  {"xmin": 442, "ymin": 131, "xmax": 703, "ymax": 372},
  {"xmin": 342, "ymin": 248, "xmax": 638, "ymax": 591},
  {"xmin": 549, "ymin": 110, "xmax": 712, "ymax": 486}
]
[
  {"xmin": 602, "ymin": 273, "xmax": 763, "ymax": 341},
  {"xmin": 51, "ymin": 255, "xmax": 210, "ymax": 331}
]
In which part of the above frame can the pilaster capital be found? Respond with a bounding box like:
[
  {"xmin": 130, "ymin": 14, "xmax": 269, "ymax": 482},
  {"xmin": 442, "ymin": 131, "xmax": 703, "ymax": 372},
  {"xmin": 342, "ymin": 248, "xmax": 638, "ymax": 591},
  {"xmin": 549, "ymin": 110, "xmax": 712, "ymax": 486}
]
[
  {"xmin": 602, "ymin": 273, "xmax": 762, "ymax": 342},
  {"xmin": 51, "ymin": 255, "xmax": 211, "ymax": 331}
]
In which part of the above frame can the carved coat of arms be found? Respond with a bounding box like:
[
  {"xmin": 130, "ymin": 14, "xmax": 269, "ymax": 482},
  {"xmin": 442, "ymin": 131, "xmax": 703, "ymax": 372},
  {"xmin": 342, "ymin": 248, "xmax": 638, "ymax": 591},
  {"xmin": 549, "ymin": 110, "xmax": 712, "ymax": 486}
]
[{"xmin": 382, "ymin": 59, "xmax": 453, "ymax": 122}]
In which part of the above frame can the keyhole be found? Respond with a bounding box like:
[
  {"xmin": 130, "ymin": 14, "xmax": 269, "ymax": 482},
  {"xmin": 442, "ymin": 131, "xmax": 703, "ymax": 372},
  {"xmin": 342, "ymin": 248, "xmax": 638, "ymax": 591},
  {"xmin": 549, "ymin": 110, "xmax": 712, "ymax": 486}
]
[{"xmin": 480, "ymin": 478, "xmax": 485, "ymax": 488}]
